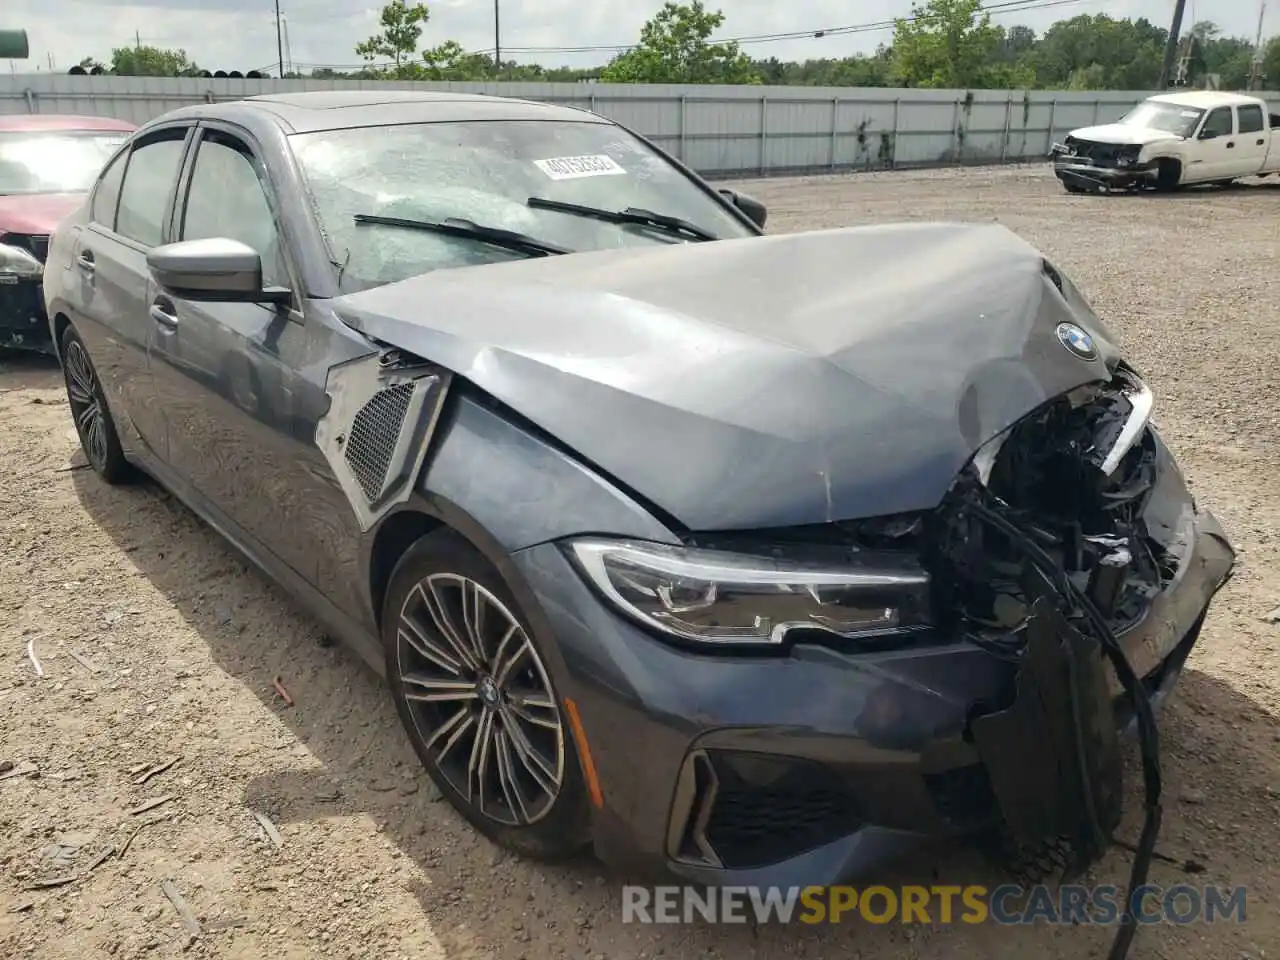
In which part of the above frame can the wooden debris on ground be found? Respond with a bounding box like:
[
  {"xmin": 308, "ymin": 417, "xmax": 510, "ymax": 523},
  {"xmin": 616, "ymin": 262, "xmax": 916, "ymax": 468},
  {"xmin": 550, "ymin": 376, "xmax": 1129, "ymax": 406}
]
[
  {"xmin": 128, "ymin": 795, "xmax": 174, "ymax": 816},
  {"xmin": 160, "ymin": 879, "xmax": 202, "ymax": 938},
  {"xmin": 0, "ymin": 760, "xmax": 38, "ymax": 783},
  {"xmin": 272, "ymin": 675, "xmax": 294, "ymax": 707},
  {"xmin": 251, "ymin": 810, "xmax": 284, "ymax": 849},
  {"xmin": 134, "ymin": 756, "xmax": 180, "ymax": 785}
]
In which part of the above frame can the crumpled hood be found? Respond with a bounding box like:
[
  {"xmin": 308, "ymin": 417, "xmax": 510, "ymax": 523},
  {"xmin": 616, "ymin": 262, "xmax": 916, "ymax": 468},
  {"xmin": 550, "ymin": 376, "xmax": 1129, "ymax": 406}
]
[
  {"xmin": 0, "ymin": 193, "xmax": 83, "ymax": 236},
  {"xmin": 334, "ymin": 223, "xmax": 1122, "ymax": 531},
  {"xmin": 1070, "ymin": 123, "xmax": 1182, "ymax": 147}
]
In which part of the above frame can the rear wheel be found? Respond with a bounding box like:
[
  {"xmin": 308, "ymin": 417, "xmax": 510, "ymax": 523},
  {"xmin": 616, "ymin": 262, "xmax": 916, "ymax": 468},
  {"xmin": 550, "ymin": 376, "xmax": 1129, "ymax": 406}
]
[
  {"xmin": 59, "ymin": 324, "xmax": 134, "ymax": 484},
  {"xmin": 382, "ymin": 529, "xmax": 591, "ymax": 861}
]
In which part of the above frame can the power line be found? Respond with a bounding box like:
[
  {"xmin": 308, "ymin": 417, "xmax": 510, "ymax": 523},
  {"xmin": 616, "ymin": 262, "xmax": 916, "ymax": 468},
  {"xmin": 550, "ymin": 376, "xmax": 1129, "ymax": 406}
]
[
  {"xmin": 295, "ymin": 0, "xmax": 1104, "ymax": 69},
  {"xmin": 494, "ymin": 0, "xmax": 1101, "ymax": 55}
]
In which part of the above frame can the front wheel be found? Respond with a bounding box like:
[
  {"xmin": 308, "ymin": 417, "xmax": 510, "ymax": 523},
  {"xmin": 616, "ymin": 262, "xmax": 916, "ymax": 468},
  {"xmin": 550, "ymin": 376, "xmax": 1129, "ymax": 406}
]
[
  {"xmin": 382, "ymin": 529, "xmax": 591, "ymax": 861},
  {"xmin": 59, "ymin": 324, "xmax": 135, "ymax": 484}
]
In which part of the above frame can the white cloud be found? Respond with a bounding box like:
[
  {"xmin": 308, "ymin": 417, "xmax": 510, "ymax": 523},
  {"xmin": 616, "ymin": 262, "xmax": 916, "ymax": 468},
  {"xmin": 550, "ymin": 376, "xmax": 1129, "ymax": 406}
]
[{"xmin": 4, "ymin": 0, "xmax": 1270, "ymax": 75}]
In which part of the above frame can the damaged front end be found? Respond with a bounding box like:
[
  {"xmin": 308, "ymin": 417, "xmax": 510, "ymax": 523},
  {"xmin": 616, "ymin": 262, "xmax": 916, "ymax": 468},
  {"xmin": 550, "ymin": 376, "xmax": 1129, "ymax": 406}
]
[{"xmin": 924, "ymin": 362, "xmax": 1233, "ymax": 955}]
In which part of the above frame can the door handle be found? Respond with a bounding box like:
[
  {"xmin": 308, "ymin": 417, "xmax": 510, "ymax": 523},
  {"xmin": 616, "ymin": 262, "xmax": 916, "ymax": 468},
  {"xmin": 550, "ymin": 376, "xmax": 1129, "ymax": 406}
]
[
  {"xmin": 75, "ymin": 252, "xmax": 95, "ymax": 275},
  {"xmin": 1258, "ymin": 139, "xmax": 1265, "ymax": 146},
  {"xmin": 1226, "ymin": 141, "xmax": 1235, "ymax": 148},
  {"xmin": 149, "ymin": 300, "xmax": 178, "ymax": 330}
]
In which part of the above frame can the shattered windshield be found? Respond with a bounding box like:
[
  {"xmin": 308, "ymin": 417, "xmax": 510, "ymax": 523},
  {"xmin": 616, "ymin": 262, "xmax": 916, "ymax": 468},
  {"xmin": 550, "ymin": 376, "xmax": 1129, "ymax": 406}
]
[
  {"xmin": 1118, "ymin": 102, "xmax": 1203, "ymax": 138},
  {"xmin": 0, "ymin": 131, "xmax": 129, "ymax": 195},
  {"xmin": 289, "ymin": 119, "xmax": 756, "ymax": 290}
]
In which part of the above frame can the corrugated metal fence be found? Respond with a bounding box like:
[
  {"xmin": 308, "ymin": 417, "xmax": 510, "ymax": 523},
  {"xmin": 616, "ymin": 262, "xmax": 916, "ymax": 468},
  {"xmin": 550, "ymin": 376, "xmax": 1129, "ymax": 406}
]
[{"xmin": 3, "ymin": 75, "xmax": 1277, "ymax": 178}]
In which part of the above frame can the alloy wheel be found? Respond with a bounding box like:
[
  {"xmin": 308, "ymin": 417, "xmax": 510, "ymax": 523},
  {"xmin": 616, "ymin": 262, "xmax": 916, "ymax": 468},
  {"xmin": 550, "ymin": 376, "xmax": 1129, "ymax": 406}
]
[
  {"xmin": 64, "ymin": 339, "xmax": 109, "ymax": 471},
  {"xmin": 396, "ymin": 573, "xmax": 566, "ymax": 826}
]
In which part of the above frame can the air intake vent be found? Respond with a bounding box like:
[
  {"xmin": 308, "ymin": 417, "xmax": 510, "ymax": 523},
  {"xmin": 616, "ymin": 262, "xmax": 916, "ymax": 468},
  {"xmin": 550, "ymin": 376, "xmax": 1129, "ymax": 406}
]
[{"xmin": 344, "ymin": 381, "xmax": 416, "ymax": 502}]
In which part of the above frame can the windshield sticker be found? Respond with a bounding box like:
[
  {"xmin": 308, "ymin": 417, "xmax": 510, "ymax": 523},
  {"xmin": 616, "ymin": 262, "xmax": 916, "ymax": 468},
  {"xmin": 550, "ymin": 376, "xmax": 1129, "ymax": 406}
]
[
  {"xmin": 1180, "ymin": 110, "xmax": 1200, "ymax": 118},
  {"xmin": 533, "ymin": 154, "xmax": 627, "ymax": 180}
]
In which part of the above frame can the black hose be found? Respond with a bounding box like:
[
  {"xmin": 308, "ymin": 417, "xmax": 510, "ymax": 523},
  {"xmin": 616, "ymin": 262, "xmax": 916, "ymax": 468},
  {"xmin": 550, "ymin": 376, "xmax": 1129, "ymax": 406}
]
[{"xmin": 965, "ymin": 496, "xmax": 1160, "ymax": 960}]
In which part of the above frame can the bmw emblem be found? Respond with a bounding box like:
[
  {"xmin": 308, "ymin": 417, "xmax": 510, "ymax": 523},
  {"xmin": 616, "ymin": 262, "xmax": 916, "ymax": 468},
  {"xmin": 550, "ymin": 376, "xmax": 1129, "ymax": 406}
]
[{"xmin": 1055, "ymin": 322, "xmax": 1098, "ymax": 361}]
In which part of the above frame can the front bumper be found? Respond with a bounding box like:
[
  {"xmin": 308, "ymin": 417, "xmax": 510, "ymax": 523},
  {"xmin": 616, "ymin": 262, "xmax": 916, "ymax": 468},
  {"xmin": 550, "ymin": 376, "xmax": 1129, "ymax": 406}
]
[
  {"xmin": 0, "ymin": 278, "xmax": 53, "ymax": 354},
  {"xmin": 1050, "ymin": 145, "xmax": 1156, "ymax": 191},
  {"xmin": 513, "ymin": 463, "xmax": 1234, "ymax": 887}
]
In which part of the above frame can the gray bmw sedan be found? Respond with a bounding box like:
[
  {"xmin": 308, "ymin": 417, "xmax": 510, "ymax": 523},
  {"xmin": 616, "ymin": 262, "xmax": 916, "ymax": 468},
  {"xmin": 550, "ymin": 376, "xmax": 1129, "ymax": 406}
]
[{"xmin": 43, "ymin": 92, "xmax": 1233, "ymax": 918}]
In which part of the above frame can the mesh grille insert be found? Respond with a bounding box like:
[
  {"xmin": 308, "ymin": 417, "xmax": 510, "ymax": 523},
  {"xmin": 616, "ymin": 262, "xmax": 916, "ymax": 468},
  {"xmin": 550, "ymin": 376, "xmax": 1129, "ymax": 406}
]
[{"xmin": 344, "ymin": 381, "xmax": 415, "ymax": 502}]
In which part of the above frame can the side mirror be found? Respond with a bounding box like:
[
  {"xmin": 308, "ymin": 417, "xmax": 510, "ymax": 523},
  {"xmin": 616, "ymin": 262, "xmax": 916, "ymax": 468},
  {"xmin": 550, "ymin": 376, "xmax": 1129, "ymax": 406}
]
[
  {"xmin": 147, "ymin": 237, "xmax": 290, "ymax": 304},
  {"xmin": 1198, "ymin": 128, "xmax": 1219, "ymax": 140},
  {"xmin": 718, "ymin": 188, "xmax": 767, "ymax": 229}
]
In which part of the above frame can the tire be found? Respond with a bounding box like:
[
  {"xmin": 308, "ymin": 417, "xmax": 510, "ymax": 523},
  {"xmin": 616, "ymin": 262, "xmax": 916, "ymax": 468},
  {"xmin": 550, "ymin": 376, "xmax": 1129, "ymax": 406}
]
[
  {"xmin": 59, "ymin": 324, "xmax": 135, "ymax": 485},
  {"xmin": 1154, "ymin": 159, "xmax": 1182, "ymax": 192},
  {"xmin": 382, "ymin": 528, "xmax": 591, "ymax": 861}
]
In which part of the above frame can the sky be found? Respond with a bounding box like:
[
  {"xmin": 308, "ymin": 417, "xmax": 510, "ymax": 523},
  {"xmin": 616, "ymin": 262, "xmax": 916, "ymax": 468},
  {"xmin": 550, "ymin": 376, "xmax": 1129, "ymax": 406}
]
[{"xmin": 4, "ymin": 0, "xmax": 1272, "ymax": 75}]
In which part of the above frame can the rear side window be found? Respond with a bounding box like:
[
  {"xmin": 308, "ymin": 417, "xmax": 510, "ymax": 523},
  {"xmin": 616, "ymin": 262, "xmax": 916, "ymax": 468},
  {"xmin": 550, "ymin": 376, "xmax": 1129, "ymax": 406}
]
[
  {"xmin": 1200, "ymin": 107, "xmax": 1234, "ymax": 138},
  {"xmin": 1238, "ymin": 105, "xmax": 1264, "ymax": 134},
  {"xmin": 116, "ymin": 130, "xmax": 188, "ymax": 246},
  {"xmin": 90, "ymin": 150, "xmax": 126, "ymax": 229}
]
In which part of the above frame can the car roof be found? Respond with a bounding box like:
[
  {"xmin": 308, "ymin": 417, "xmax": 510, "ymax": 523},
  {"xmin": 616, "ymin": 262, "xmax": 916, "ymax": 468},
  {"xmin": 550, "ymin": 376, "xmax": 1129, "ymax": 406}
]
[
  {"xmin": 0, "ymin": 114, "xmax": 137, "ymax": 133},
  {"xmin": 1147, "ymin": 91, "xmax": 1262, "ymax": 110},
  {"xmin": 152, "ymin": 89, "xmax": 611, "ymax": 135}
]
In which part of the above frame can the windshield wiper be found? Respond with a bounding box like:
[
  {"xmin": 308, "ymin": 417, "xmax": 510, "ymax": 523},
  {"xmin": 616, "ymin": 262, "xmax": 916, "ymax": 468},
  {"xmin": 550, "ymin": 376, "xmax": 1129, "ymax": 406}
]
[
  {"xmin": 526, "ymin": 197, "xmax": 719, "ymax": 242},
  {"xmin": 353, "ymin": 213, "xmax": 572, "ymax": 257}
]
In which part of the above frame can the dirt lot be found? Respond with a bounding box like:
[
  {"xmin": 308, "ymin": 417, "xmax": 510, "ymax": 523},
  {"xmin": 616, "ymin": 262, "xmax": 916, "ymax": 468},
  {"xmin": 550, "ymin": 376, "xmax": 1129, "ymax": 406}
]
[{"xmin": 2, "ymin": 162, "xmax": 1279, "ymax": 960}]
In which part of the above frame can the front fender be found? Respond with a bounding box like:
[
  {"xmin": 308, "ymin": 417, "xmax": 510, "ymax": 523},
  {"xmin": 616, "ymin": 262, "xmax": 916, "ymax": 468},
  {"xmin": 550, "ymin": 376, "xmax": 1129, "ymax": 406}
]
[{"xmin": 416, "ymin": 392, "xmax": 679, "ymax": 554}]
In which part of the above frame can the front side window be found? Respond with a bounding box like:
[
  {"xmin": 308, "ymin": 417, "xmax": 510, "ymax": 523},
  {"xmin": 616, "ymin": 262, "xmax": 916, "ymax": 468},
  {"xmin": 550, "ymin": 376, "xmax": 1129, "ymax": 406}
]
[
  {"xmin": 1200, "ymin": 107, "xmax": 1234, "ymax": 139},
  {"xmin": 181, "ymin": 131, "xmax": 286, "ymax": 288},
  {"xmin": 0, "ymin": 130, "xmax": 130, "ymax": 196},
  {"xmin": 116, "ymin": 132, "xmax": 188, "ymax": 246},
  {"xmin": 289, "ymin": 119, "xmax": 755, "ymax": 290}
]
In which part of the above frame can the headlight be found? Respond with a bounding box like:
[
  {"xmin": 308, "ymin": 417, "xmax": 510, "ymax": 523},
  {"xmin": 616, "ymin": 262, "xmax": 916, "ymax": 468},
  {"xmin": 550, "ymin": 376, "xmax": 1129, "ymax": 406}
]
[
  {"xmin": 566, "ymin": 538, "xmax": 931, "ymax": 648},
  {"xmin": 0, "ymin": 242, "xmax": 42, "ymax": 281}
]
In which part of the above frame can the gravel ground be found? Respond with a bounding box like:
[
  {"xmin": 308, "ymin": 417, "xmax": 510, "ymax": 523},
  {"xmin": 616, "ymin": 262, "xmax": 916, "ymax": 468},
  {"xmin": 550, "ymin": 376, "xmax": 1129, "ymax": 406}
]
[{"xmin": 2, "ymin": 162, "xmax": 1279, "ymax": 960}]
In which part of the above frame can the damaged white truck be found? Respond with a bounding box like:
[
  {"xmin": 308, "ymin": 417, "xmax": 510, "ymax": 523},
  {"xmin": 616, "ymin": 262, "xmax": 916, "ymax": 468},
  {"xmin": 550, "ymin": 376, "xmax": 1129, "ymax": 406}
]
[{"xmin": 1050, "ymin": 90, "xmax": 1280, "ymax": 193}]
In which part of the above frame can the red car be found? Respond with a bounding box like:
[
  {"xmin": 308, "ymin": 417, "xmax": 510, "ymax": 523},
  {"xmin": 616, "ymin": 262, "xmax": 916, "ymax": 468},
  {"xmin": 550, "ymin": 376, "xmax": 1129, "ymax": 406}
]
[{"xmin": 0, "ymin": 114, "xmax": 135, "ymax": 354}]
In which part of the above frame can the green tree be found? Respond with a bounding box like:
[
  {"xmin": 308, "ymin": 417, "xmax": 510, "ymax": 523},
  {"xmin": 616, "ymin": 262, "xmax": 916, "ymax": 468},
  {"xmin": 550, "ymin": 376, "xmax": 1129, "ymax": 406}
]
[
  {"xmin": 1187, "ymin": 21, "xmax": 1254, "ymax": 89},
  {"xmin": 110, "ymin": 45, "xmax": 199, "ymax": 77},
  {"xmin": 1263, "ymin": 36, "xmax": 1280, "ymax": 89},
  {"xmin": 890, "ymin": 0, "xmax": 1015, "ymax": 87},
  {"xmin": 356, "ymin": 0, "xmax": 430, "ymax": 75},
  {"xmin": 421, "ymin": 40, "xmax": 496, "ymax": 80},
  {"xmin": 1028, "ymin": 14, "xmax": 1166, "ymax": 90},
  {"xmin": 600, "ymin": 2, "xmax": 760, "ymax": 84}
]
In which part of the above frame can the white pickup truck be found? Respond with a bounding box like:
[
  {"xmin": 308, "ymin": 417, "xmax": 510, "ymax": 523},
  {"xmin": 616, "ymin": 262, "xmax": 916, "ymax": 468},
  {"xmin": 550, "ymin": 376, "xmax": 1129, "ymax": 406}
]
[{"xmin": 1049, "ymin": 90, "xmax": 1280, "ymax": 193}]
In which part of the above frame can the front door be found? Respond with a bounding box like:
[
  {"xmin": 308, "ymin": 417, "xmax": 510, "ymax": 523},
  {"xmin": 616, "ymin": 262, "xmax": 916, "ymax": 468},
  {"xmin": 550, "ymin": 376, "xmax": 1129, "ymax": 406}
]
[
  {"xmin": 145, "ymin": 123, "xmax": 372, "ymax": 599},
  {"xmin": 1189, "ymin": 106, "xmax": 1238, "ymax": 182}
]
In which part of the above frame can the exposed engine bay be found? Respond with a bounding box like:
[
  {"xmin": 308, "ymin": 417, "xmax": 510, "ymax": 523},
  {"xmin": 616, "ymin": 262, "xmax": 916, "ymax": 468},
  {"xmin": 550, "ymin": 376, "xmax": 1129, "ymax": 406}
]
[{"xmin": 687, "ymin": 363, "xmax": 1217, "ymax": 960}]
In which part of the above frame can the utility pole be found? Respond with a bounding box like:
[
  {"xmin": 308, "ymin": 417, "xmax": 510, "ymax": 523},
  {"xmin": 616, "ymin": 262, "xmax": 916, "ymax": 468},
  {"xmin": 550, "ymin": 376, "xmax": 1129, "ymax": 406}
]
[
  {"xmin": 1248, "ymin": 1, "xmax": 1267, "ymax": 91},
  {"xmin": 494, "ymin": 0, "xmax": 501, "ymax": 73},
  {"xmin": 274, "ymin": 0, "xmax": 284, "ymax": 79},
  {"xmin": 1157, "ymin": 0, "xmax": 1187, "ymax": 90}
]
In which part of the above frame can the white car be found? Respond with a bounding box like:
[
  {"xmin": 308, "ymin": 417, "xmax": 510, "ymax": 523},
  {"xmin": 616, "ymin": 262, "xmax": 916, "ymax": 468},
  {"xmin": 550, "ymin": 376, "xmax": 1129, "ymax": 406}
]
[{"xmin": 1049, "ymin": 90, "xmax": 1280, "ymax": 193}]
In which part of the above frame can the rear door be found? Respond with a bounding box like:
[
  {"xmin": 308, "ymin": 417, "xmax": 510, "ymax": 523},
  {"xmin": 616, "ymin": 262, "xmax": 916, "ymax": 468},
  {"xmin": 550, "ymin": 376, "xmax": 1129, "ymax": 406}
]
[
  {"xmin": 1231, "ymin": 103, "xmax": 1268, "ymax": 177},
  {"xmin": 70, "ymin": 125, "xmax": 193, "ymax": 462}
]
